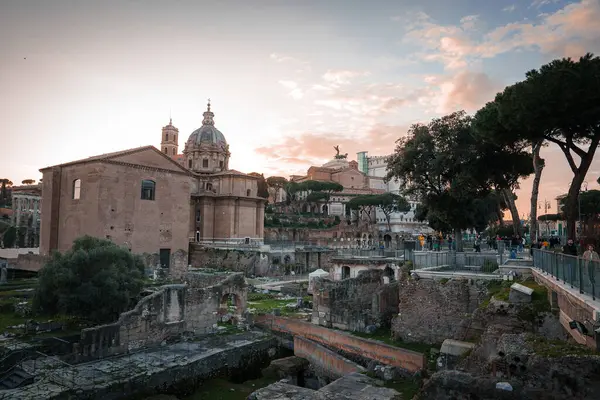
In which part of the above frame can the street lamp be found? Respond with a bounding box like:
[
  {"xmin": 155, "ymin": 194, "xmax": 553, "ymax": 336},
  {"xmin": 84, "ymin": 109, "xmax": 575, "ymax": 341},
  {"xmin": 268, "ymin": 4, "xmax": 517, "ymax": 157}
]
[
  {"xmin": 537, "ymin": 200, "xmax": 551, "ymax": 241},
  {"xmin": 578, "ymin": 181, "xmax": 588, "ymax": 239}
]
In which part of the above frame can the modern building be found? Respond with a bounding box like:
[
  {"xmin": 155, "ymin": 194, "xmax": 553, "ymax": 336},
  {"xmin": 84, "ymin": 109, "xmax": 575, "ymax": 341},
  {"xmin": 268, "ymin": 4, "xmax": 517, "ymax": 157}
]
[
  {"xmin": 363, "ymin": 152, "xmax": 430, "ymax": 235},
  {"xmin": 39, "ymin": 102, "xmax": 265, "ymax": 277}
]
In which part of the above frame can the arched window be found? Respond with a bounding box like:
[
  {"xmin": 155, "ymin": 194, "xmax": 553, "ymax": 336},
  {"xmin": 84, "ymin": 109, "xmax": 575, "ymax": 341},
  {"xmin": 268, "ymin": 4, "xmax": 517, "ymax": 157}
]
[
  {"xmin": 246, "ymin": 189, "xmax": 251, "ymax": 196},
  {"xmin": 172, "ymin": 148, "xmax": 176, "ymax": 155},
  {"xmin": 163, "ymin": 147, "xmax": 167, "ymax": 153},
  {"xmin": 141, "ymin": 180, "xmax": 156, "ymax": 200},
  {"xmin": 72, "ymin": 179, "xmax": 81, "ymax": 200},
  {"xmin": 188, "ymin": 159, "xmax": 192, "ymax": 168},
  {"xmin": 165, "ymin": 133, "xmax": 169, "ymax": 141}
]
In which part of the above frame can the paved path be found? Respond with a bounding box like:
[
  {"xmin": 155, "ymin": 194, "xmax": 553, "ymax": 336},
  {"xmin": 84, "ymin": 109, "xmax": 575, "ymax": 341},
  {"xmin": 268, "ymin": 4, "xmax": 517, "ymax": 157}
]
[{"xmin": 254, "ymin": 278, "xmax": 309, "ymax": 292}]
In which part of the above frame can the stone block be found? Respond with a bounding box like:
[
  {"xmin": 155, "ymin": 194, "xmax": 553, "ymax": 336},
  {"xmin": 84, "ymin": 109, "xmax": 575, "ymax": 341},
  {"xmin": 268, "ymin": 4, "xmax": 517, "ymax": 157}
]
[
  {"xmin": 509, "ymin": 283, "xmax": 533, "ymax": 304},
  {"xmin": 440, "ymin": 339, "xmax": 476, "ymax": 357}
]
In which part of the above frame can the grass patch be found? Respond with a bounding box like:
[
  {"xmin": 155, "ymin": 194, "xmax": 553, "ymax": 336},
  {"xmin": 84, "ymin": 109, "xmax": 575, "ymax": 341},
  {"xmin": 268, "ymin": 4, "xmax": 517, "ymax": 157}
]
[
  {"xmin": 247, "ymin": 292, "xmax": 276, "ymax": 301},
  {"xmin": 352, "ymin": 327, "xmax": 432, "ymax": 354},
  {"xmin": 362, "ymin": 371, "xmax": 421, "ymax": 398},
  {"xmin": 526, "ymin": 334, "xmax": 596, "ymax": 357},
  {"xmin": 439, "ymin": 278, "xmax": 449, "ymax": 284}
]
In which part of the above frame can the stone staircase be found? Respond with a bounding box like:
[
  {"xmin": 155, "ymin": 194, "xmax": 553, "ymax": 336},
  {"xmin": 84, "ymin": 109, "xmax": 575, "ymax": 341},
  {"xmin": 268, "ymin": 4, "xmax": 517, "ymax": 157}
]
[{"xmin": 0, "ymin": 367, "xmax": 34, "ymax": 390}]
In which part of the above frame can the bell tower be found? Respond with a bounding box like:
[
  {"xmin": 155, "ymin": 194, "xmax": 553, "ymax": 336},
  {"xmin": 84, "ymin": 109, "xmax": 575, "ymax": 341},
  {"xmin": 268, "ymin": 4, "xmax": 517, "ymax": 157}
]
[{"xmin": 160, "ymin": 117, "xmax": 179, "ymax": 158}]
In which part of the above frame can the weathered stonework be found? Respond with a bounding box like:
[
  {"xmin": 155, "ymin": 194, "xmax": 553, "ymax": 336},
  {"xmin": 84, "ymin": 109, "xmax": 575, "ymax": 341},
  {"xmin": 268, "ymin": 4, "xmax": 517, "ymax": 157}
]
[
  {"xmin": 312, "ymin": 270, "xmax": 399, "ymax": 332},
  {"xmin": 77, "ymin": 273, "xmax": 247, "ymax": 360},
  {"xmin": 392, "ymin": 278, "xmax": 488, "ymax": 344}
]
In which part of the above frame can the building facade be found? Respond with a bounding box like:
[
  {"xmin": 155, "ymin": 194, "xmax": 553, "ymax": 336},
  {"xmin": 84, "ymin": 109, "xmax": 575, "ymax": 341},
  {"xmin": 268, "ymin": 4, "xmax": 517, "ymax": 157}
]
[
  {"xmin": 11, "ymin": 184, "xmax": 42, "ymax": 248},
  {"xmin": 39, "ymin": 103, "xmax": 265, "ymax": 276},
  {"xmin": 364, "ymin": 152, "xmax": 430, "ymax": 235}
]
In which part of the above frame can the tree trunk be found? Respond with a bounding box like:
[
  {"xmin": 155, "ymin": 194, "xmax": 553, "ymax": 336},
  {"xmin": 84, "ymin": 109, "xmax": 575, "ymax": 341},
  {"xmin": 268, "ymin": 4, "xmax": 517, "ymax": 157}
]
[
  {"xmin": 497, "ymin": 206, "xmax": 505, "ymax": 226},
  {"xmin": 564, "ymin": 173, "xmax": 589, "ymax": 241},
  {"xmin": 529, "ymin": 141, "xmax": 545, "ymax": 242},
  {"xmin": 502, "ymin": 188, "xmax": 521, "ymax": 235},
  {"xmin": 454, "ymin": 228, "xmax": 463, "ymax": 252}
]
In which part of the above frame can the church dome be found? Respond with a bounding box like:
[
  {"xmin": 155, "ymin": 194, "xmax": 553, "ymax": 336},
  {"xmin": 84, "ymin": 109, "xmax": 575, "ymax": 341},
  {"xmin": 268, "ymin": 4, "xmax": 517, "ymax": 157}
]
[
  {"xmin": 185, "ymin": 100, "xmax": 227, "ymax": 150},
  {"xmin": 188, "ymin": 125, "xmax": 227, "ymax": 147}
]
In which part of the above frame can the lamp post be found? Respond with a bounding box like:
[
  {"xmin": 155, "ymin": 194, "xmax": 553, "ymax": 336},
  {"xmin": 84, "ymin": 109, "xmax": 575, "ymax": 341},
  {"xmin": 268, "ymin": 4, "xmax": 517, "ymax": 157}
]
[
  {"xmin": 578, "ymin": 181, "xmax": 588, "ymax": 239},
  {"xmin": 537, "ymin": 200, "xmax": 551, "ymax": 241}
]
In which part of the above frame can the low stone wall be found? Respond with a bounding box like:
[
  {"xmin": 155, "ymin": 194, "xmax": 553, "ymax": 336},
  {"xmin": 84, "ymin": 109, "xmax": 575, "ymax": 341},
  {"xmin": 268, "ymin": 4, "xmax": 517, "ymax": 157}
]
[
  {"xmin": 293, "ymin": 336, "xmax": 365, "ymax": 379},
  {"xmin": 256, "ymin": 315, "xmax": 425, "ymax": 372},
  {"xmin": 8, "ymin": 253, "xmax": 46, "ymax": 272},
  {"xmin": 411, "ymin": 251, "xmax": 498, "ymax": 269},
  {"xmin": 189, "ymin": 245, "xmax": 269, "ymax": 275}
]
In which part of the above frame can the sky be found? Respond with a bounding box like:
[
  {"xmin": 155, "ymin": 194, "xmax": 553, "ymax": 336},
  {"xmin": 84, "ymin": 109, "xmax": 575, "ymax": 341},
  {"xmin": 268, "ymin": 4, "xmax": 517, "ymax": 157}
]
[{"xmin": 1, "ymin": 0, "xmax": 600, "ymax": 216}]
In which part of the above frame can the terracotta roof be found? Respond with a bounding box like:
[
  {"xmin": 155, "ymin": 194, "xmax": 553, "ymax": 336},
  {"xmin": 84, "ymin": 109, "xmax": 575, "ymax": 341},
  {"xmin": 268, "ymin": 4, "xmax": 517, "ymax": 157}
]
[
  {"xmin": 0, "ymin": 208, "xmax": 13, "ymax": 217},
  {"xmin": 39, "ymin": 146, "xmax": 190, "ymax": 174}
]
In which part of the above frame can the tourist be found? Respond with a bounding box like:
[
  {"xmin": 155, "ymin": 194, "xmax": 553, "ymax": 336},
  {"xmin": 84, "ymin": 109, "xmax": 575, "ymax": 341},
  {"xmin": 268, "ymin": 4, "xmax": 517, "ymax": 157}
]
[
  {"xmin": 583, "ymin": 244, "xmax": 600, "ymax": 287},
  {"xmin": 474, "ymin": 235, "xmax": 481, "ymax": 253},
  {"xmin": 563, "ymin": 238, "xmax": 578, "ymax": 285},
  {"xmin": 448, "ymin": 235, "xmax": 453, "ymax": 250}
]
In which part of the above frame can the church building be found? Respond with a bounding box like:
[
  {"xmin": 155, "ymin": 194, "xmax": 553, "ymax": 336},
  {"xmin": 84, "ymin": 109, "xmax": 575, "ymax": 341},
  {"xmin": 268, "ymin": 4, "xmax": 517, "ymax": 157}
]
[{"xmin": 39, "ymin": 102, "xmax": 265, "ymax": 277}]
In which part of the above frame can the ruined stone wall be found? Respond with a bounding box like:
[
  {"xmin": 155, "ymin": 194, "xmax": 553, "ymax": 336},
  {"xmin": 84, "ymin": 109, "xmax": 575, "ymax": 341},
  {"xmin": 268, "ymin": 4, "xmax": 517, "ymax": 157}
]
[
  {"xmin": 392, "ymin": 278, "xmax": 487, "ymax": 345},
  {"xmin": 189, "ymin": 245, "xmax": 268, "ymax": 274},
  {"xmin": 256, "ymin": 315, "xmax": 425, "ymax": 372},
  {"xmin": 78, "ymin": 273, "xmax": 247, "ymax": 360},
  {"xmin": 312, "ymin": 270, "xmax": 389, "ymax": 331},
  {"xmin": 7, "ymin": 253, "xmax": 46, "ymax": 272},
  {"xmin": 293, "ymin": 336, "xmax": 365, "ymax": 380},
  {"xmin": 78, "ymin": 284, "xmax": 187, "ymax": 360}
]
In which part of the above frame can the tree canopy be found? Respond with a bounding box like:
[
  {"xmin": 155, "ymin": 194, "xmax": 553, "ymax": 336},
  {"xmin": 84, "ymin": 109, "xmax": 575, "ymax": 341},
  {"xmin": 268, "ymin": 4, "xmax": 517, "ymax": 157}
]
[
  {"xmin": 385, "ymin": 111, "xmax": 531, "ymax": 246},
  {"xmin": 21, "ymin": 179, "xmax": 35, "ymax": 185},
  {"xmin": 491, "ymin": 54, "xmax": 600, "ymax": 239},
  {"xmin": 33, "ymin": 236, "xmax": 146, "ymax": 323},
  {"xmin": 248, "ymin": 172, "xmax": 270, "ymax": 199}
]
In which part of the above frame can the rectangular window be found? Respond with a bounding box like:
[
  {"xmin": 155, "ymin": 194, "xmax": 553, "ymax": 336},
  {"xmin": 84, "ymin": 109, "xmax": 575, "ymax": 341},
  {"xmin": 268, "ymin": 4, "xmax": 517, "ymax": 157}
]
[
  {"xmin": 219, "ymin": 160, "xmax": 224, "ymax": 168},
  {"xmin": 196, "ymin": 210, "xmax": 201, "ymax": 222},
  {"xmin": 172, "ymin": 148, "xmax": 176, "ymax": 155},
  {"xmin": 202, "ymin": 159, "xmax": 209, "ymax": 168},
  {"xmin": 72, "ymin": 179, "xmax": 81, "ymax": 200},
  {"xmin": 141, "ymin": 180, "xmax": 156, "ymax": 200},
  {"xmin": 188, "ymin": 159, "xmax": 192, "ymax": 168}
]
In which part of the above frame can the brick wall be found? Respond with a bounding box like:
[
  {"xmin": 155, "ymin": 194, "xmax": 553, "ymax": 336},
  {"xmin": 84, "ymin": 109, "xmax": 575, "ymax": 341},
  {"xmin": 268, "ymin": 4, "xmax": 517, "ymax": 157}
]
[
  {"xmin": 293, "ymin": 336, "xmax": 365, "ymax": 379},
  {"xmin": 256, "ymin": 315, "xmax": 425, "ymax": 372}
]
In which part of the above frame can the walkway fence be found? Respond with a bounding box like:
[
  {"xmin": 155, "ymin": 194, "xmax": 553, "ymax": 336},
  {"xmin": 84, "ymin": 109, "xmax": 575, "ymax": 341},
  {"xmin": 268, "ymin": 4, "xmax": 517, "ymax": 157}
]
[
  {"xmin": 406, "ymin": 250, "xmax": 503, "ymax": 273},
  {"xmin": 532, "ymin": 249, "xmax": 600, "ymax": 300}
]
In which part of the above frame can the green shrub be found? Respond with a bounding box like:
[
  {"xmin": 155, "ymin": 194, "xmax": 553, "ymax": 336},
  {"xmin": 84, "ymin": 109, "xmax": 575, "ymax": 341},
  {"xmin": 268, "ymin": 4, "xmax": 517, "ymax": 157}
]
[{"xmin": 33, "ymin": 235, "xmax": 145, "ymax": 323}]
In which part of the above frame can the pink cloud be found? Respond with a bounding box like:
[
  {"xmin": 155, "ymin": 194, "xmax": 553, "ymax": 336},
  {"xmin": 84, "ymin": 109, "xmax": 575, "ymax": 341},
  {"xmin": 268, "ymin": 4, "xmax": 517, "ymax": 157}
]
[{"xmin": 400, "ymin": 0, "xmax": 600, "ymax": 69}]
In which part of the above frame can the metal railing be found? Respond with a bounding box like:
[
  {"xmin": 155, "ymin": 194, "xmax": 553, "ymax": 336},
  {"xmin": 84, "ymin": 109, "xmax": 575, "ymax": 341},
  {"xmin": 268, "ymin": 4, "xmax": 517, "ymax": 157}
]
[
  {"xmin": 533, "ymin": 248, "xmax": 600, "ymax": 300},
  {"xmin": 406, "ymin": 250, "xmax": 503, "ymax": 273}
]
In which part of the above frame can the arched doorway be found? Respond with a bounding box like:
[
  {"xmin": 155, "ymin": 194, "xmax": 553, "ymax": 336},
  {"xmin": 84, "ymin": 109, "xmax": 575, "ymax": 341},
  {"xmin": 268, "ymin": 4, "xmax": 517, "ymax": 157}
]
[
  {"xmin": 302, "ymin": 204, "xmax": 309, "ymax": 213},
  {"xmin": 342, "ymin": 266, "xmax": 351, "ymax": 280},
  {"xmin": 384, "ymin": 234, "xmax": 392, "ymax": 249},
  {"xmin": 321, "ymin": 204, "xmax": 328, "ymax": 215}
]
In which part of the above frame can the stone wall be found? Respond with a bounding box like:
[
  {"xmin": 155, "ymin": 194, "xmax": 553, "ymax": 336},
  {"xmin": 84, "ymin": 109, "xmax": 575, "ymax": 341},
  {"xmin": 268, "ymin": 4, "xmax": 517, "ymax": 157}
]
[
  {"xmin": 189, "ymin": 245, "xmax": 268, "ymax": 274},
  {"xmin": 312, "ymin": 270, "xmax": 398, "ymax": 331},
  {"xmin": 293, "ymin": 336, "xmax": 365, "ymax": 380},
  {"xmin": 78, "ymin": 273, "xmax": 247, "ymax": 360},
  {"xmin": 8, "ymin": 253, "xmax": 46, "ymax": 272},
  {"xmin": 189, "ymin": 244, "xmax": 334, "ymax": 276},
  {"xmin": 392, "ymin": 278, "xmax": 487, "ymax": 344},
  {"xmin": 255, "ymin": 315, "xmax": 425, "ymax": 372}
]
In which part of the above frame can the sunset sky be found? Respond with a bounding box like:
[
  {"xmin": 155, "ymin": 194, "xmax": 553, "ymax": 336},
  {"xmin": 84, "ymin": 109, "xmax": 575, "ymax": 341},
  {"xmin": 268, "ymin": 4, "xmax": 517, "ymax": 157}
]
[{"xmin": 1, "ymin": 0, "xmax": 600, "ymax": 215}]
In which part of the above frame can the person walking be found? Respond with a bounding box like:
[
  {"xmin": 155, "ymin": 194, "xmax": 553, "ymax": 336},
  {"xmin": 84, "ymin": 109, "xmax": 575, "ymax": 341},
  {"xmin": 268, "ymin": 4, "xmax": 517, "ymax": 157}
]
[
  {"xmin": 583, "ymin": 244, "xmax": 600, "ymax": 290},
  {"xmin": 563, "ymin": 239, "xmax": 578, "ymax": 285}
]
